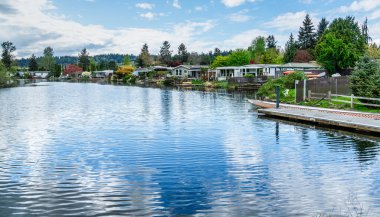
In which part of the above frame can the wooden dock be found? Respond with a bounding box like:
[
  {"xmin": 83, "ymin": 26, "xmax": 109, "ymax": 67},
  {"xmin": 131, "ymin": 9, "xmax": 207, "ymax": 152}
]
[
  {"xmin": 249, "ymin": 100, "xmax": 380, "ymax": 134},
  {"xmin": 257, "ymin": 108, "xmax": 380, "ymax": 134}
]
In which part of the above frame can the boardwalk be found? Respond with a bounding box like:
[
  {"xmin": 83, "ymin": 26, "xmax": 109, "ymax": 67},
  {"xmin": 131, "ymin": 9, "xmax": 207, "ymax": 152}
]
[{"xmin": 249, "ymin": 100, "xmax": 380, "ymax": 134}]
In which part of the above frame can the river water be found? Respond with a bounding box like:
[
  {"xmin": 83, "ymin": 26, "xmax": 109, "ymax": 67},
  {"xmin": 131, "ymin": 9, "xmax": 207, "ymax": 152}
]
[{"xmin": 0, "ymin": 82, "xmax": 379, "ymax": 216}]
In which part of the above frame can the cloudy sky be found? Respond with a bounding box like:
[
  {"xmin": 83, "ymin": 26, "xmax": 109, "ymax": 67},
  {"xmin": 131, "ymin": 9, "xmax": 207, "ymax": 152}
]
[{"xmin": 0, "ymin": 0, "xmax": 379, "ymax": 57}]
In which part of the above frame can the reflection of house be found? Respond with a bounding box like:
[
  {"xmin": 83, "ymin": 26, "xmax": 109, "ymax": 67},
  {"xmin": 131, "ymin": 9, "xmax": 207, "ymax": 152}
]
[
  {"xmin": 169, "ymin": 65, "xmax": 208, "ymax": 79},
  {"xmin": 94, "ymin": 70, "xmax": 113, "ymax": 78}
]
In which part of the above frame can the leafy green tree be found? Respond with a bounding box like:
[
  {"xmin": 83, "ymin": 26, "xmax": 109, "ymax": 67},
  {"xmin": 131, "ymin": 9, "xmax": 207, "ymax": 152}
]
[
  {"xmin": 316, "ymin": 17, "xmax": 329, "ymax": 41},
  {"xmin": 78, "ymin": 48, "xmax": 90, "ymax": 71},
  {"xmin": 266, "ymin": 35, "xmax": 277, "ymax": 49},
  {"xmin": 211, "ymin": 56, "xmax": 229, "ymax": 68},
  {"xmin": 263, "ymin": 48, "xmax": 281, "ymax": 64},
  {"xmin": 41, "ymin": 46, "xmax": 55, "ymax": 72},
  {"xmin": 248, "ymin": 36, "xmax": 266, "ymax": 63},
  {"xmin": 367, "ymin": 43, "xmax": 380, "ymax": 60},
  {"xmin": 123, "ymin": 55, "xmax": 131, "ymax": 66},
  {"xmin": 350, "ymin": 56, "xmax": 380, "ymax": 99},
  {"xmin": 228, "ymin": 49, "xmax": 250, "ymax": 66},
  {"xmin": 159, "ymin": 41, "xmax": 172, "ymax": 65},
  {"xmin": 0, "ymin": 62, "xmax": 9, "ymax": 86},
  {"xmin": 284, "ymin": 33, "xmax": 297, "ymax": 63},
  {"xmin": 316, "ymin": 16, "xmax": 366, "ymax": 75},
  {"xmin": 298, "ymin": 14, "xmax": 316, "ymax": 49},
  {"xmin": 178, "ymin": 43, "xmax": 189, "ymax": 63},
  {"xmin": 28, "ymin": 54, "xmax": 39, "ymax": 71},
  {"xmin": 1, "ymin": 41, "xmax": 16, "ymax": 69}
]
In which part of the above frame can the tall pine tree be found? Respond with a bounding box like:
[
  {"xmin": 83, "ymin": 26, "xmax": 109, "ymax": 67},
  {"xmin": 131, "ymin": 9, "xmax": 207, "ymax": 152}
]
[
  {"xmin": 284, "ymin": 33, "xmax": 297, "ymax": 63},
  {"xmin": 28, "ymin": 54, "xmax": 38, "ymax": 71},
  {"xmin": 138, "ymin": 43, "xmax": 152, "ymax": 67},
  {"xmin": 362, "ymin": 17, "xmax": 372, "ymax": 44},
  {"xmin": 78, "ymin": 48, "xmax": 90, "ymax": 71},
  {"xmin": 266, "ymin": 35, "xmax": 277, "ymax": 49},
  {"xmin": 298, "ymin": 14, "xmax": 316, "ymax": 49},
  {"xmin": 178, "ymin": 43, "xmax": 189, "ymax": 64},
  {"xmin": 316, "ymin": 17, "xmax": 329, "ymax": 41},
  {"xmin": 159, "ymin": 41, "xmax": 172, "ymax": 65}
]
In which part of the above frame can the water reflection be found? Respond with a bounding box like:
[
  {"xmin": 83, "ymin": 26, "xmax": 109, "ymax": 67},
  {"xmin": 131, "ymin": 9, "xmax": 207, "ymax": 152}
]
[{"xmin": 0, "ymin": 82, "xmax": 379, "ymax": 216}]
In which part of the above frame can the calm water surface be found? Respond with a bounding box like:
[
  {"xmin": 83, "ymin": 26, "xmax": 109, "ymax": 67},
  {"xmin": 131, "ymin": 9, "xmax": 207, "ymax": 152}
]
[{"xmin": 0, "ymin": 82, "xmax": 379, "ymax": 216}]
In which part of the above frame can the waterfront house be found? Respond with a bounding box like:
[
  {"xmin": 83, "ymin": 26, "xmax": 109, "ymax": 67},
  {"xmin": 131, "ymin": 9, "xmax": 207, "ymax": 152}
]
[
  {"xmin": 278, "ymin": 62, "xmax": 322, "ymax": 73},
  {"xmin": 169, "ymin": 65, "xmax": 208, "ymax": 79},
  {"xmin": 216, "ymin": 64, "xmax": 279, "ymax": 80},
  {"xmin": 30, "ymin": 71, "xmax": 50, "ymax": 79},
  {"xmin": 94, "ymin": 70, "xmax": 113, "ymax": 78}
]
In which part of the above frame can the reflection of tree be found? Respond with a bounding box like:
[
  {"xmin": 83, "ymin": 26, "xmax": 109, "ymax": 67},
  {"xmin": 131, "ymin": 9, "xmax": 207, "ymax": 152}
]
[
  {"xmin": 160, "ymin": 90, "xmax": 172, "ymax": 128},
  {"xmin": 352, "ymin": 139, "xmax": 379, "ymax": 164},
  {"xmin": 320, "ymin": 133, "xmax": 380, "ymax": 164}
]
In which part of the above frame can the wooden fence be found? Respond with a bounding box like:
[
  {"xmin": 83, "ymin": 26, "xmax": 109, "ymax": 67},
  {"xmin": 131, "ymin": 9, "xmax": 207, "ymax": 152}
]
[{"xmin": 308, "ymin": 91, "xmax": 380, "ymax": 108}]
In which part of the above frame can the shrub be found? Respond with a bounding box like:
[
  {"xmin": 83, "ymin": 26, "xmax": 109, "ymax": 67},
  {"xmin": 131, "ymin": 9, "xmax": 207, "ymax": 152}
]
[
  {"xmin": 192, "ymin": 79, "xmax": 204, "ymax": 85},
  {"xmin": 257, "ymin": 71, "xmax": 306, "ymax": 99},
  {"xmin": 350, "ymin": 56, "xmax": 380, "ymax": 103},
  {"xmin": 244, "ymin": 74, "xmax": 253, "ymax": 77}
]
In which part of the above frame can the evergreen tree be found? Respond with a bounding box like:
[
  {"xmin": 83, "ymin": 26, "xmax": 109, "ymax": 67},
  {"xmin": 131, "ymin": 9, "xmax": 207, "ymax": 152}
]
[
  {"xmin": 28, "ymin": 54, "xmax": 38, "ymax": 71},
  {"xmin": 178, "ymin": 43, "xmax": 189, "ymax": 63},
  {"xmin": 1, "ymin": 41, "xmax": 16, "ymax": 69},
  {"xmin": 284, "ymin": 33, "xmax": 297, "ymax": 63},
  {"xmin": 42, "ymin": 46, "xmax": 55, "ymax": 72},
  {"xmin": 298, "ymin": 14, "xmax": 316, "ymax": 49},
  {"xmin": 159, "ymin": 41, "xmax": 172, "ymax": 65},
  {"xmin": 214, "ymin": 48, "xmax": 221, "ymax": 57},
  {"xmin": 78, "ymin": 48, "xmax": 90, "ymax": 71},
  {"xmin": 266, "ymin": 35, "xmax": 277, "ymax": 49},
  {"xmin": 316, "ymin": 17, "xmax": 329, "ymax": 41},
  {"xmin": 362, "ymin": 17, "xmax": 372, "ymax": 44},
  {"xmin": 138, "ymin": 43, "xmax": 152, "ymax": 67}
]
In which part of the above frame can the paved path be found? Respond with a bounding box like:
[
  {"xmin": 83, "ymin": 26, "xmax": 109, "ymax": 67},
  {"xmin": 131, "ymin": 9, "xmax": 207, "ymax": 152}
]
[{"xmin": 258, "ymin": 108, "xmax": 380, "ymax": 134}]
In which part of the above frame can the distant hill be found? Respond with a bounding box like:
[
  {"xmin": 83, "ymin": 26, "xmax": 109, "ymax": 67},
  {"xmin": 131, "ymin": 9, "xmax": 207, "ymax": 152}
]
[{"xmin": 17, "ymin": 54, "xmax": 137, "ymax": 67}]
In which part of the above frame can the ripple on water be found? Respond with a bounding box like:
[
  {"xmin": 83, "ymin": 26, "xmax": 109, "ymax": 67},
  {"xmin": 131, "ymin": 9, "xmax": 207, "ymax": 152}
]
[{"xmin": 0, "ymin": 83, "xmax": 379, "ymax": 216}]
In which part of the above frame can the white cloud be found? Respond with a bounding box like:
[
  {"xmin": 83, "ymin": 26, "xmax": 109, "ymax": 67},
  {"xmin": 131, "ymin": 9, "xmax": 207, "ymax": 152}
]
[
  {"xmin": 264, "ymin": 11, "xmax": 317, "ymax": 32},
  {"xmin": 0, "ymin": 0, "xmax": 221, "ymax": 57},
  {"xmin": 135, "ymin": 3, "xmax": 155, "ymax": 10},
  {"xmin": 339, "ymin": 0, "xmax": 380, "ymax": 13},
  {"xmin": 222, "ymin": 29, "xmax": 268, "ymax": 49},
  {"xmin": 368, "ymin": 8, "xmax": 380, "ymax": 20},
  {"xmin": 227, "ymin": 9, "xmax": 251, "ymax": 22},
  {"xmin": 173, "ymin": 0, "xmax": 181, "ymax": 9},
  {"xmin": 140, "ymin": 12, "xmax": 155, "ymax": 20},
  {"xmin": 221, "ymin": 0, "xmax": 256, "ymax": 8}
]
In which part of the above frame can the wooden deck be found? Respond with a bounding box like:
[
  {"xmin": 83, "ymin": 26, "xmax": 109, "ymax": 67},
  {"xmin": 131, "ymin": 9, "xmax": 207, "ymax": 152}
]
[{"xmin": 249, "ymin": 100, "xmax": 380, "ymax": 134}]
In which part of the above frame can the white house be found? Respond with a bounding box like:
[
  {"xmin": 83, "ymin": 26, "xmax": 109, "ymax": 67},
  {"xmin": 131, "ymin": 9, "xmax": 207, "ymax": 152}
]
[
  {"xmin": 30, "ymin": 71, "xmax": 50, "ymax": 79},
  {"xmin": 169, "ymin": 65, "xmax": 207, "ymax": 78},
  {"xmin": 215, "ymin": 64, "xmax": 280, "ymax": 80},
  {"xmin": 94, "ymin": 70, "xmax": 113, "ymax": 78}
]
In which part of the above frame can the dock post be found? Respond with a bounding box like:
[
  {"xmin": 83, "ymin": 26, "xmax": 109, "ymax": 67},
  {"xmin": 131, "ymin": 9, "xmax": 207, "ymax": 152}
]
[
  {"xmin": 303, "ymin": 79, "xmax": 307, "ymax": 101},
  {"xmin": 351, "ymin": 94, "xmax": 354, "ymax": 109},
  {"xmin": 308, "ymin": 90, "xmax": 311, "ymax": 100},
  {"xmin": 276, "ymin": 86, "xmax": 280, "ymax": 109},
  {"xmin": 295, "ymin": 80, "xmax": 299, "ymax": 103},
  {"xmin": 327, "ymin": 91, "xmax": 331, "ymax": 100}
]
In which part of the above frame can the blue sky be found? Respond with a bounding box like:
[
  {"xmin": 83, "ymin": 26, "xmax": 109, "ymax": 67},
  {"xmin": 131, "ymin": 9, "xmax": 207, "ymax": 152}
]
[{"xmin": 0, "ymin": 0, "xmax": 379, "ymax": 57}]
